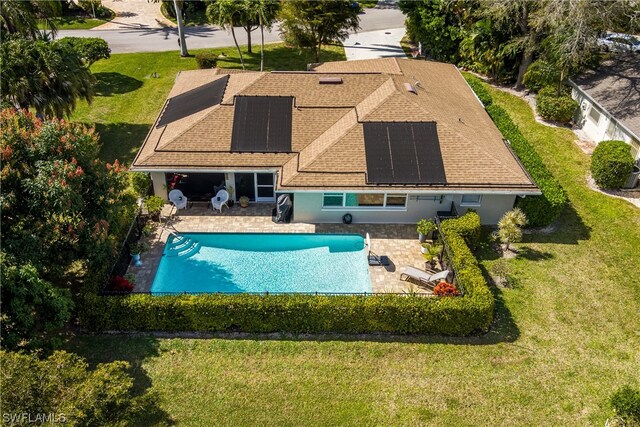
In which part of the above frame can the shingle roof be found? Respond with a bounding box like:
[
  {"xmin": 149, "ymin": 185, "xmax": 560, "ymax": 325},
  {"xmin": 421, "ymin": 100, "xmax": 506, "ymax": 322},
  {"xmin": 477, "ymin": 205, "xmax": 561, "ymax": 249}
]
[
  {"xmin": 131, "ymin": 59, "xmax": 538, "ymax": 193},
  {"xmin": 571, "ymin": 54, "xmax": 640, "ymax": 138}
]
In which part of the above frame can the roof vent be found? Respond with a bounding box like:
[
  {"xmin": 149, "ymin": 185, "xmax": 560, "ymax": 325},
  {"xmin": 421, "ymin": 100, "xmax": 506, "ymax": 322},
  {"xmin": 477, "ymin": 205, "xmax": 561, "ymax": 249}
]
[
  {"xmin": 404, "ymin": 82, "xmax": 417, "ymax": 94},
  {"xmin": 319, "ymin": 77, "xmax": 343, "ymax": 84}
]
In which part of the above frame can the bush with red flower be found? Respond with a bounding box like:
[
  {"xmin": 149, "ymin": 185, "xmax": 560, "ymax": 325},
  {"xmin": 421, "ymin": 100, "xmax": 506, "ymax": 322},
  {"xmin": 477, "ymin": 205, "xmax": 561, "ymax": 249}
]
[
  {"xmin": 107, "ymin": 275, "xmax": 134, "ymax": 293},
  {"xmin": 433, "ymin": 281, "xmax": 461, "ymax": 297}
]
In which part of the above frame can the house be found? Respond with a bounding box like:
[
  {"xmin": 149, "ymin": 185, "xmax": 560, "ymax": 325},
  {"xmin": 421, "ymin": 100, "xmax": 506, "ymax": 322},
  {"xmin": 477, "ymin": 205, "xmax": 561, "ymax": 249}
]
[
  {"xmin": 131, "ymin": 58, "xmax": 539, "ymax": 225},
  {"xmin": 570, "ymin": 54, "xmax": 640, "ymax": 161}
]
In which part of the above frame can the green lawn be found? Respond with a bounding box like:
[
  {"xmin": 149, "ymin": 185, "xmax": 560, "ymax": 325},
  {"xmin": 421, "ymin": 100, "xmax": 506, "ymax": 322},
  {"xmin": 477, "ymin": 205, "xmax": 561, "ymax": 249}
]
[
  {"xmin": 67, "ymin": 83, "xmax": 640, "ymax": 425},
  {"xmin": 71, "ymin": 43, "xmax": 345, "ymax": 164},
  {"xmin": 39, "ymin": 15, "xmax": 111, "ymax": 30}
]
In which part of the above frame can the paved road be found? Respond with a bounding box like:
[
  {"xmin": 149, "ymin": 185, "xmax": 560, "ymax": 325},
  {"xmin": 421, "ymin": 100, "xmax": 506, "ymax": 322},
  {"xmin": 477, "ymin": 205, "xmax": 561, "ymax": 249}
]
[{"xmin": 57, "ymin": 8, "xmax": 406, "ymax": 53}]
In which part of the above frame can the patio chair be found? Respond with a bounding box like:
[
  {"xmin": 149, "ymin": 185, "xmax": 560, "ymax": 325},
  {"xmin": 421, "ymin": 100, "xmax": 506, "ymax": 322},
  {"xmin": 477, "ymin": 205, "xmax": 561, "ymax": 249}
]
[
  {"xmin": 168, "ymin": 189, "xmax": 189, "ymax": 210},
  {"xmin": 400, "ymin": 267, "xmax": 450, "ymax": 288},
  {"xmin": 211, "ymin": 189, "xmax": 229, "ymax": 213},
  {"xmin": 365, "ymin": 233, "xmax": 389, "ymax": 266}
]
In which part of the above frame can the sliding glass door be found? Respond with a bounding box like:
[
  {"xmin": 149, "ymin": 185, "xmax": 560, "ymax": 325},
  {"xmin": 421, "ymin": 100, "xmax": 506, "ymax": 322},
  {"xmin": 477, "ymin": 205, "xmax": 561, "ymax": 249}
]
[{"xmin": 234, "ymin": 172, "xmax": 275, "ymax": 202}]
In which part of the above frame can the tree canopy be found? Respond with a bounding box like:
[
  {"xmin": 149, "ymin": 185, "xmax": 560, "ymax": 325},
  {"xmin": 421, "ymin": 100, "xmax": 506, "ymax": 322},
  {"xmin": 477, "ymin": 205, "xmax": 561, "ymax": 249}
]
[
  {"xmin": 56, "ymin": 37, "xmax": 111, "ymax": 67},
  {"xmin": 0, "ymin": 37, "xmax": 94, "ymax": 117},
  {"xmin": 0, "ymin": 0, "xmax": 60, "ymax": 39},
  {"xmin": 279, "ymin": 0, "xmax": 360, "ymax": 62}
]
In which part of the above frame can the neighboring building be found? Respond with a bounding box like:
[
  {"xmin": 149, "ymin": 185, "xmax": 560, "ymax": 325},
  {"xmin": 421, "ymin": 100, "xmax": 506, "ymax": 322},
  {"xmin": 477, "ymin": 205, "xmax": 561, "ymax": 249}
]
[
  {"xmin": 131, "ymin": 58, "xmax": 539, "ymax": 225},
  {"xmin": 570, "ymin": 54, "xmax": 640, "ymax": 161}
]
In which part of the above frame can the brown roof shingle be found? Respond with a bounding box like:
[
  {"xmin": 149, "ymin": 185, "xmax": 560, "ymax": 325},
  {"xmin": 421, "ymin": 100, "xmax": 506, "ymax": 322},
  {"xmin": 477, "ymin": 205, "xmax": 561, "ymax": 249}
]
[{"xmin": 131, "ymin": 59, "xmax": 538, "ymax": 193}]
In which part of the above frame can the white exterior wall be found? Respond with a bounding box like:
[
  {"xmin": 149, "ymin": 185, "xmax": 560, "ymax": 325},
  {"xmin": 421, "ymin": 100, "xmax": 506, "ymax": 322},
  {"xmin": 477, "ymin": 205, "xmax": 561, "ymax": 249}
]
[
  {"xmin": 150, "ymin": 172, "xmax": 168, "ymax": 201},
  {"xmin": 291, "ymin": 192, "xmax": 518, "ymax": 225},
  {"xmin": 572, "ymin": 87, "xmax": 640, "ymax": 160}
]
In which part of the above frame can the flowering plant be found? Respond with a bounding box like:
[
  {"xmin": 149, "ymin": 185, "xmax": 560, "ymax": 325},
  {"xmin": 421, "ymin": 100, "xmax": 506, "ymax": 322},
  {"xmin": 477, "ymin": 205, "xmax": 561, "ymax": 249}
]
[
  {"xmin": 433, "ymin": 281, "xmax": 460, "ymax": 297},
  {"xmin": 107, "ymin": 275, "xmax": 134, "ymax": 292}
]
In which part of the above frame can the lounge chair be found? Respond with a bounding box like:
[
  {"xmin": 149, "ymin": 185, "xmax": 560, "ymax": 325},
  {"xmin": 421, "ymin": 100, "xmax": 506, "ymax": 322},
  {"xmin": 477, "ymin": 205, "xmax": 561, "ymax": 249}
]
[
  {"xmin": 400, "ymin": 267, "xmax": 450, "ymax": 288},
  {"xmin": 211, "ymin": 189, "xmax": 229, "ymax": 213},
  {"xmin": 168, "ymin": 189, "xmax": 188, "ymax": 210},
  {"xmin": 365, "ymin": 233, "xmax": 389, "ymax": 266}
]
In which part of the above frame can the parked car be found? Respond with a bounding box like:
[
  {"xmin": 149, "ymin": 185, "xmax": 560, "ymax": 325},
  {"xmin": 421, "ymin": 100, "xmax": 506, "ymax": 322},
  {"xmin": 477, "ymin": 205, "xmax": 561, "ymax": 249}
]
[{"xmin": 597, "ymin": 33, "xmax": 640, "ymax": 53}]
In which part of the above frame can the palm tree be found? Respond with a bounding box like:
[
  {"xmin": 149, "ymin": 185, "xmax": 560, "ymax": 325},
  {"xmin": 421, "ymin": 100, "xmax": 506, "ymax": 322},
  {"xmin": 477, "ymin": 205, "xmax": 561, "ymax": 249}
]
[
  {"xmin": 0, "ymin": 0, "xmax": 61, "ymax": 39},
  {"xmin": 247, "ymin": 0, "xmax": 279, "ymax": 72},
  {"xmin": 173, "ymin": 0, "xmax": 189, "ymax": 57},
  {"xmin": 207, "ymin": 0, "xmax": 245, "ymax": 70}
]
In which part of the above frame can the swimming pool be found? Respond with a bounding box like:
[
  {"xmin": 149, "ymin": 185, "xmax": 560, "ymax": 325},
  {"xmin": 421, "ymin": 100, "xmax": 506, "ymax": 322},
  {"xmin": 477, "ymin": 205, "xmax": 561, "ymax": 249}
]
[{"xmin": 150, "ymin": 233, "xmax": 372, "ymax": 294}]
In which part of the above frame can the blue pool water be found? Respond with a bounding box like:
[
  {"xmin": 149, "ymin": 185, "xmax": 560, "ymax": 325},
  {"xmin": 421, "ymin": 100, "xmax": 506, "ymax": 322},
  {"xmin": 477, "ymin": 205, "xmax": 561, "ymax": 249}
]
[{"xmin": 150, "ymin": 233, "xmax": 372, "ymax": 294}]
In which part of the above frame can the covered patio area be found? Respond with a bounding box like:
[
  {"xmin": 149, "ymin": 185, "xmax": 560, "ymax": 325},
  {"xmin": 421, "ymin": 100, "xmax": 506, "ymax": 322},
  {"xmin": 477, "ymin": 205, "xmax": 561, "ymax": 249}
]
[{"xmin": 130, "ymin": 203, "xmax": 430, "ymax": 294}]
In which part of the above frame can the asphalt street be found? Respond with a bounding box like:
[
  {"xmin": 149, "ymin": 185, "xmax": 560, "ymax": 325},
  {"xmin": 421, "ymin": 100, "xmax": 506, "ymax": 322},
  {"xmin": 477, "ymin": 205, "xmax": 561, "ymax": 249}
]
[{"xmin": 56, "ymin": 8, "xmax": 406, "ymax": 53}]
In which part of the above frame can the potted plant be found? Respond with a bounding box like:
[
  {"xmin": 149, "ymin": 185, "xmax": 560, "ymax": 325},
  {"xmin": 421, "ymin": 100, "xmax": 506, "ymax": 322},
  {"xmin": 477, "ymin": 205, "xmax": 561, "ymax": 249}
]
[
  {"xmin": 129, "ymin": 241, "xmax": 149, "ymax": 267},
  {"xmin": 141, "ymin": 221, "xmax": 156, "ymax": 237},
  {"xmin": 416, "ymin": 219, "xmax": 437, "ymax": 242},
  {"xmin": 144, "ymin": 195, "xmax": 165, "ymax": 221},
  {"xmin": 239, "ymin": 195, "xmax": 250, "ymax": 208},
  {"xmin": 422, "ymin": 243, "xmax": 442, "ymax": 269}
]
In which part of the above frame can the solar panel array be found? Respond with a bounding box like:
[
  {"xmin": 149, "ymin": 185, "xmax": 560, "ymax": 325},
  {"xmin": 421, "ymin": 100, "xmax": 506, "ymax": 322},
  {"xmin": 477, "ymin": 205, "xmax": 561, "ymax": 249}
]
[
  {"xmin": 363, "ymin": 122, "xmax": 446, "ymax": 185},
  {"xmin": 231, "ymin": 96, "xmax": 293, "ymax": 153},
  {"xmin": 157, "ymin": 75, "xmax": 228, "ymax": 127}
]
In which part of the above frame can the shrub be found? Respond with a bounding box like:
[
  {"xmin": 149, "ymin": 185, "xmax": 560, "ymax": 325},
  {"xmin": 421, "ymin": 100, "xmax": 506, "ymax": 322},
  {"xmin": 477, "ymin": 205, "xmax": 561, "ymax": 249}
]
[
  {"xmin": 107, "ymin": 275, "xmax": 134, "ymax": 293},
  {"xmin": 433, "ymin": 282, "xmax": 460, "ymax": 297},
  {"xmin": 463, "ymin": 74, "xmax": 493, "ymax": 106},
  {"xmin": 417, "ymin": 218, "xmax": 437, "ymax": 236},
  {"xmin": 130, "ymin": 172, "xmax": 151, "ymax": 197},
  {"xmin": 144, "ymin": 195, "xmax": 165, "ymax": 216},
  {"xmin": 591, "ymin": 140, "xmax": 635, "ymax": 189},
  {"xmin": 486, "ymin": 104, "xmax": 567, "ymax": 226},
  {"xmin": 439, "ymin": 210, "xmax": 481, "ymax": 250},
  {"xmin": 610, "ymin": 386, "xmax": 640, "ymax": 424},
  {"xmin": 0, "ymin": 350, "xmax": 162, "ymax": 426},
  {"xmin": 195, "ymin": 52, "xmax": 217, "ymax": 69},
  {"xmin": 535, "ymin": 86, "xmax": 578, "ymax": 123},
  {"xmin": 522, "ymin": 59, "xmax": 561, "ymax": 93},
  {"xmin": 496, "ymin": 208, "xmax": 527, "ymax": 252}
]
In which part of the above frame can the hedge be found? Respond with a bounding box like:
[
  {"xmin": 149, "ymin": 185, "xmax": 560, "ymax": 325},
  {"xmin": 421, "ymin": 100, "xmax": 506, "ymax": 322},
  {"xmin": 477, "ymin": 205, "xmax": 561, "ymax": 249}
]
[
  {"xmin": 590, "ymin": 140, "xmax": 635, "ymax": 189},
  {"xmin": 485, "ymin": 104, "xmax": 567, "ymax": 226},
  {"xmin": 81, "ymin": 290, "xmax": 493, "ymax": 336},
  {"xmin": 535, "ymin": 86, "xmax": 578, "ymax": 123},
  {"xmin": 195, "ymin": 52, "xmax": 217, "ymax": 69},
  {"xmin": 80, "ymin": 213, "xmax": 494, "ymax": 336},
  {"xmin": 439, "ymin": 210, "xmax": 481, "ymax": 250},
  {"xmin": 464, "ymin": 74, "xmax": 493, "ymax": 106}
]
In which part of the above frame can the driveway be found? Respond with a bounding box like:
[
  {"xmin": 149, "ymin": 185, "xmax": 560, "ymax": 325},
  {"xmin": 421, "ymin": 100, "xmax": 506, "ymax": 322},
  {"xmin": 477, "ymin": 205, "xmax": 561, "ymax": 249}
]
[
  {"xmin": 343, "ymin": 27, "xmax": 406, "ymax": 60},
  {"xmin": 94, "ymin": 0, "xmax": 173, "ymax": 30}
]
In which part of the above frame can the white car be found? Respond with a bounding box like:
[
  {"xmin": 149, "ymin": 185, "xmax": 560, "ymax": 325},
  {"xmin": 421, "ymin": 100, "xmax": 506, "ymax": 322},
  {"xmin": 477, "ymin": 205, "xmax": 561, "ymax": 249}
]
[{"xmin": 597, "ymin": 33, "xmax": 640, "ymax": 53}]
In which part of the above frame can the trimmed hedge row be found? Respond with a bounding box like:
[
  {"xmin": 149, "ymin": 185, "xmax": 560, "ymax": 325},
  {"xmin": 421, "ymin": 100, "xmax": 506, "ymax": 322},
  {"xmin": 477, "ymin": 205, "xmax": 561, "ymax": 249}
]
[
  {"xmin": 464, "ymin": 75, "xmax": 493, "ymax": 107},
  {"xmin": 486, "ymin": 104, "xmax": 567, "ymax": 226},
  {"xmin": 463, "ymin": 75, "xmax": 567, "ymax": 226},
  {"xmin": 439, "ymin": 210, "xmax": 481, "ymax": 250},
  {"xmin": 81, "ymin": 288, "xmax": 492, "ymax": 336}
]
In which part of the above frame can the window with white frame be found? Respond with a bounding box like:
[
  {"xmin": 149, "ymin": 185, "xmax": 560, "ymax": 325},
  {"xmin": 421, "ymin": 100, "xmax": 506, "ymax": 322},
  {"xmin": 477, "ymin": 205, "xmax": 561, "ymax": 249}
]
[
  {"xmin": 322, "ymin": 193, "xmax": 407, "ymax": 209},
  {"xmin": 588, "ymin": 106, "xmax": 601, "ymax": 124},
  {"xmin": 460, "ymin": 194, "xmax": 482, "ymax": 206}
]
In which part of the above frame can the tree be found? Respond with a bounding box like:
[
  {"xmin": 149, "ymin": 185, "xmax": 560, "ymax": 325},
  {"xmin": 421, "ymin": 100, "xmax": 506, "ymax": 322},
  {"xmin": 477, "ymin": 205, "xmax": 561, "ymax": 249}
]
[
  {"xmin": 279, "ymin": 0, "xmax": 360, "ymax": 63},
  {"xmin": 174, "ymin": 0, "xmax": 189, "ymax": 57},
  {"xmin": 0, "ymin": 37, "xmax": 94, "ymax": 118},
  {"xmin": 56, "ymin": 37, "xmax": 111, "ymax": 67},
  {"xmin": 207, "ymin": 0, "xmax": 246, "ymax": 69},
  {"xmin": 0, "ymin": 109, "xmax": 129, "ymax": 278},
  {"xmin": 0, "ymin": 0, "xmax": 61, "ymax": 39},
  {"xmin": 0, "ymin": 350, "xmax": 166, "ymax": 426},
  {"xmin": 0, "ymin": 254, "xmax": 73, "ymax": 350},
  {"xmin": 246, "ymin": 0, "xmax": 280, "ymax": 71},
  {"xmin": 496, "ymin": 208, "xmax": 528, "ymax": 253}
]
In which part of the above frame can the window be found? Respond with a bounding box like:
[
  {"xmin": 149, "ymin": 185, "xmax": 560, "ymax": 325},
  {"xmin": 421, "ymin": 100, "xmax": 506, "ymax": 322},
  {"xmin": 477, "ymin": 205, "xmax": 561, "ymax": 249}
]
[
  {"xmin": 588, "ymin": 106, "xmax": 601, "ymax": 124},
  {"xmin": 461, "ymin": 194, "xmax": 482, "ymax": 206},
  {"xmin": 322, "ymin": 193, "xmax": 407, "ymax": 209}
]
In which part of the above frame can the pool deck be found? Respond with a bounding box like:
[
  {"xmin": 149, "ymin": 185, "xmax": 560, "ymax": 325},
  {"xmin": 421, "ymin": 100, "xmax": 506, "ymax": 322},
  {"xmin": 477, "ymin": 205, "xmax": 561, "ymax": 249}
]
[{"xmin": 129, "ymin": 203, "xmax": 435, "ymax": 294}]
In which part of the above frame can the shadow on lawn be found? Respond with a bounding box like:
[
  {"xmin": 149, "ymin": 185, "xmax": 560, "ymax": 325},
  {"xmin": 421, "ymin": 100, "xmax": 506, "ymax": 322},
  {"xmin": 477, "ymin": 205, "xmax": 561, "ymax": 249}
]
[
  {"xmin": 94, "ymin": 72, "xmax": 143, "ymax": 96},
  {"xmin": 66, "ymin": 335, "xmax": 175, "ymax": 425},
  {"xmin": 525, "ymin": 203, "xmax": 591, "ymax": 245},
  {"xmin": 93, "ymin": 122, "xmax": 151, "ymax": 165}
]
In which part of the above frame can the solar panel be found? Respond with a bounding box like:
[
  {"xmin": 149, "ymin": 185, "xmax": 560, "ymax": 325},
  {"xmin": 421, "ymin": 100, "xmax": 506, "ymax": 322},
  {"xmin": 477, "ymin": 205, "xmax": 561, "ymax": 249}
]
[
  {"xmin": 231, "ymin": 96, "xmax": 293, "ymax": 153},
  {"xmin": 363, "ymin": 122, "xmax": 446, "ymax": 185},
  {"xmin": 157, "ymin": 75, "xmax": 228, "ymax": 127}
]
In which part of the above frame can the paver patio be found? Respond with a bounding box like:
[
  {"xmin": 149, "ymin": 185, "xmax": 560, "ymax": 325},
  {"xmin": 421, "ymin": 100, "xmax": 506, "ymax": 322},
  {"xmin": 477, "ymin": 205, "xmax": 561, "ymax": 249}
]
[{"xmin": 129, "ymin": 203, "xmax": 434, "ymax": 294}]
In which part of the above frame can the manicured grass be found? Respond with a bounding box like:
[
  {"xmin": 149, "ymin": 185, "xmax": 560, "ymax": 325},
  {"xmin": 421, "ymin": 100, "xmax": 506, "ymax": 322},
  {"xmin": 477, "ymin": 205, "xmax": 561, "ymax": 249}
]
[
  {"xmin": 359, "ymin": 0, "xmax": 379, "ymax": 8},
  {"xmin": 39, "ymin": 15, "xmax": 111, "ymax": 30},
  {"xmin": 71, "ymin": 43, "xmax": 345, "ymax": 164},
  {"xmin": 67, "ymin": 86, "xmax": 640, "ymax": 425}
]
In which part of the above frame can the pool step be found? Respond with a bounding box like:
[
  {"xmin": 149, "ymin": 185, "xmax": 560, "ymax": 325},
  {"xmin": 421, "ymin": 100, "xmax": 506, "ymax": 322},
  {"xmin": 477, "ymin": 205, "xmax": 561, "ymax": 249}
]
[{"xmin": 165, "ymin": 236, "xmax": 201, "ymax": 259}]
